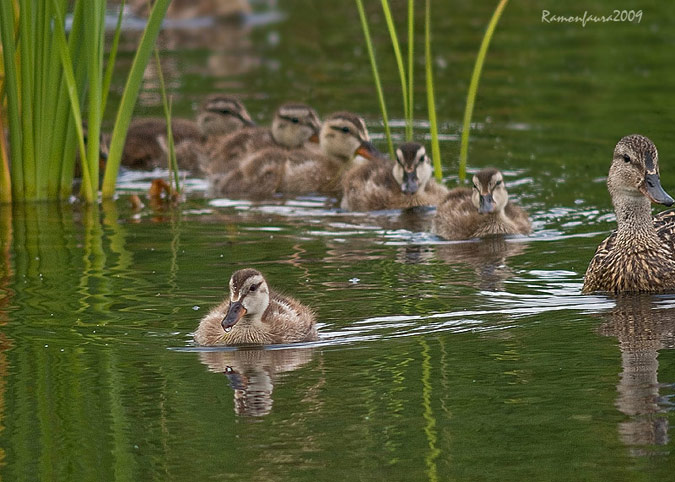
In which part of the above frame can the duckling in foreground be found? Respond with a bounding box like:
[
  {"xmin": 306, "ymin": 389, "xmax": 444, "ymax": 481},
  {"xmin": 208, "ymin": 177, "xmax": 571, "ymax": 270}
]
[
  {"xmin": 122, "ymin": 94, "xmax": 254, "ymax": 171},
  {"xmin": 582, "ymin": 134, "xmax": 675, "ymax": 294},
  {"xmin": 432, "ymin": 168, "xmax": 531, "ymax": 240},
  {"xmin": 210, "ymin": 112, "xmax": 379, "ymax": 198},
  {"xmin": 205, "ymin": 103, "xmax": 321, "ymax": 175},
  {"xmin": 340, "ymin": 142, "xmax": 448, "ymax": 211},
  {"xmin": 194, "ymin": 269, "xmax": 318, "ymax": 346}
]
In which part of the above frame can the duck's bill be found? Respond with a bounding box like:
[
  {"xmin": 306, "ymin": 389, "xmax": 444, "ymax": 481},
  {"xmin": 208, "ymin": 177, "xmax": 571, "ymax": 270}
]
[
  {"xmin": 355, "ymin": 141, "xmax": 382, "ymax": 160},
  {"xmin": 478, "ymin": 193, "xmax": 496, "ymax": 214},
  {"xmin": 239, "ymin": 115, "xmax": 256, "ymax": 127},
  {"xmin": 401, "ymin": 172, "xmax": 419, "ymax": 195},
  {"xmin": 641, "ymin": 173, "xmax": 674, "ymax": 206},
  {"xmin": 222, "ymin": 301, "xmax": 247, "ymax": 330}
]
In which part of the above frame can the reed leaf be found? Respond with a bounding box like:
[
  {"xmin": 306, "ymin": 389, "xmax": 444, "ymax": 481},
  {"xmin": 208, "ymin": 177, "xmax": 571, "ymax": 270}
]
[
  {"xmin": 102, "ymin": 0, "xmax": 171, "ymax": 199},
  {"xmin": 459, "ymin": 0, "xmax": 509, "ymax": 182},
  {"xmin": 155, "ymin": 48, "xmax": 180, "ymax": 194},
  {"xmin": 354, "ymin": 0, "xmax": 395, "ymax": 159},
  {"xmin": 0, "ymin": 0, "xmax": 21, "ymax": 201},
  {"xmin": 101, "ymin": 0, "xmax": 126, "ymax": 116},
  {"xmin": 424, "ymin": 0, "xmax": 442, "ymax": 181},
  {"xmin": 380, "ymin": 0, "xmax": 410, "ymax": 140},
  {"xmin": 407, "ymin": 0, "xmax": 414, "ymax": 141}
]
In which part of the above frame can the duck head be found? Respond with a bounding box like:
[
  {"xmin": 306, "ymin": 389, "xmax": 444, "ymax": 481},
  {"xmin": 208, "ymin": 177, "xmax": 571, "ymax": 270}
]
[
  {"xmin": 608, "ymin": 134, "xmax": 673, "ymax": 207},
  {"xmin": 393, "ymin": 142, "xmax": 433, "ymax": 195},
  {"xmin": 471, "ymin": 168, "xmax": 509, "ymax": 214},
  {"xmin": 197, "ymin": 95, "xmax": 255, "ymax": 137},
  {"xmin": 319, "ymin": 112, "xmax": 381, "ymax": 162},
  {"xmin": 270, "ymin": 103, "xmax": 321, "ymax": 148},
  {"xmin": 222, "ymin": 269, "xmax": 270, "ymax": 331}
]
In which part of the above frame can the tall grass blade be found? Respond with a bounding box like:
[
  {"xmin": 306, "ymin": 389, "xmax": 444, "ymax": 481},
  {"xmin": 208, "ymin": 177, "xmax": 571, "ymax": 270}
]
[
  {"xmin": 51, "ymin": 0, "xmax": 94, "ymax": 202},
  {"xmin": 102, "ymin": 0, "xmax": 171, "ymax": 198},
  {"xmin": 459, "ymin": 0, "xmax": 509, "ymax": 182},
  {"xmin": 0, "ymin": 0, "xmax": 22, "ymax": 200},
  {"xmin": 154, "ymin": 48, "xmax": 180, "ymax": 194},
  {"xmin": 407, "ymin": 0, "xmax": 414, "ymax": 141},
  {"xmin": 354, "ymin": 0, "xmax": 394, "ymax": 159},
  {"xmin": 101, "ymin": 0, "xmax": 126, "ymax": 116},
  {"xmin": 18, "ymin": 0, "xmax": 36, "ymax": 199},
  {"xmin": 380, "ymin": 0, "xmax": 409, "ymax": 141},
  {"xmin": 424, "ymin": 0, "xmax": 442, "ymax": 181}
]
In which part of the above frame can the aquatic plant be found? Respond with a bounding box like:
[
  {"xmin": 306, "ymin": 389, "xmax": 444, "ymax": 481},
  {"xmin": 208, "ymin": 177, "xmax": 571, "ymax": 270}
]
[
  {"xmin": 355, "ymin": 0, "xmax": 442, "ymax": 180},
  {"xmin": 458, "ymin": 0, "xmax": 509, "ymax": 182},
  {"xmin": 155, "ymin": 49, "xmax": 181, "ymax": 196},
  {"xmin": 0, "ymin": 0, "xmax": 170, "ymax": 203}
]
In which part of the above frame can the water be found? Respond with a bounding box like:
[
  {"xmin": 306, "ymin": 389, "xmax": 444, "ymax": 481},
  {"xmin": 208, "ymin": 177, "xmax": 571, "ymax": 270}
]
[{"xmin": 2, "ymin": 0, "xmax": 675, "ymax": 479}]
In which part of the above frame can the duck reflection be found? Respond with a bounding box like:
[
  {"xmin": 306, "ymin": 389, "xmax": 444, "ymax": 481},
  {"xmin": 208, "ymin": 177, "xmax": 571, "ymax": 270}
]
[
  {"xmin": 198, "ymin": 347, "xmax": 315, "ymax": 417},
  {"xmin": 597, "ymin": 295, "xmax": 675, "ymax": 453},
  {"xmin": 434, "ymin": 237, "xmax": 528, "ymax": 291}
]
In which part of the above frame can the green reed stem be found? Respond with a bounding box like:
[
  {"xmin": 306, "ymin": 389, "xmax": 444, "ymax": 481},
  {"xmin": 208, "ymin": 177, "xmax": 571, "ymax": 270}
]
[
  {"xmin": 0, "ymin": 0, "xmax": 22, "ymax": 201},
  {"xmin": 155, "ymin": 49, "xmax": 180, "ymax": 193},
  {"xmin": 459, "ymin": 0, "xmax": 509, "ymax": 182},
  {"xmin": 380, "ymin": 0, "xmax": 410, "ymax": 141},
  {"xmin": 425, "ymin": 0, "xmax": 442, "ymax": 181},
  {"xmin": 355, "ymin": 0, "xmax": 394, "ymax": 159},
  {"xmin": 102, "ymin": 0, "xmax": 171, "ymax": 199},
  {"xmin": 407, "ymin": 0, "xmax": 414, "ymax": 141},
  {"xmin": 102, "ymin": 0, "xmax": 125, "ymax": 117}
]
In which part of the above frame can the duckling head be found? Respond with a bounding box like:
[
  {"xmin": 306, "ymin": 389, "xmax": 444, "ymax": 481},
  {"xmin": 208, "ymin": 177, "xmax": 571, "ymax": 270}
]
[
  {"xmin": 393, "ymin": 142, "xmax": 433, "ymax": 195},
  {"xmin": 271, "ymin": 103, "xmax": 321, "ymax": 148},
  {"xmin": 197, "ymin": 95, "xmax": 256, "ymax": 137},
  {"xmin": 222, "ymin": 269, "xmax": 270, "ymax": 331},
  {"xmin": 471, "ymin": 168, "xmax": 509, "ymax": 214},
  {"xmin": 608, "ymin": 134, "xmax": 673, "ymax": 207},
  {"xmin": 319, "ymin": 112, "xmax": 380, "ymax": 162}
]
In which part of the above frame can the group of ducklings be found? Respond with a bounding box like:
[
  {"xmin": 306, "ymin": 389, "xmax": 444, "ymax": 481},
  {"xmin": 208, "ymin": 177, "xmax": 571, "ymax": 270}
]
[{"xmin": 125, "ymin": 99, "xmax": 675, "ymax": 345}]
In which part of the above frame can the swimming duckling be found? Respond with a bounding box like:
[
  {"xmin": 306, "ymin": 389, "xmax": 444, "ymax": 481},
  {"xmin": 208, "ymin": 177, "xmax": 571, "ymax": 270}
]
[
  {"xmin": 193, "ymin": 269, "xmax": 318, "ymax": 346},
  {"xmin": 340, "ymin": 142, "xmax": 448, "ymax": 211},
  {"xmin": 121, "ymin": 94, "xmax": 254, "ymax": 171},
  {"xmin": 210, "ymin": 111, "xmax": 379, "ymax": 198},
  {"xmin": 582, "ymin": 134, "xmax": 675, "ymax": 294},
  {"xmin": 205, "ymin": 103, "xmax": 321, "ymax": 175},
  {"xmin": 432, "ymin": 168, "xmax": 531, "ymax": 240}
]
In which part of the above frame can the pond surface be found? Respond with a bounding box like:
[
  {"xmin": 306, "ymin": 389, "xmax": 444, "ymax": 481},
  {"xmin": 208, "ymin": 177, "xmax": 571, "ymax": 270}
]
[{"xmin": 2, "ymin": 0, "xmax": 675, "ymax": 480}]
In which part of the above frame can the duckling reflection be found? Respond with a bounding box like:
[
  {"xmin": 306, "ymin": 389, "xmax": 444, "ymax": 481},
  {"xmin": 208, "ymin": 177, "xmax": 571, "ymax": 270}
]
[
  {"xmin": 596, "ymin": 295, "xmax": 675, "ymax": 453},
  {"xmin": 198, "ymin": 347, "xmax": 315, "ymax": 417},
  {"xmin": 434, "ymin": 237, "xmax": 528, "ymax": 291}
]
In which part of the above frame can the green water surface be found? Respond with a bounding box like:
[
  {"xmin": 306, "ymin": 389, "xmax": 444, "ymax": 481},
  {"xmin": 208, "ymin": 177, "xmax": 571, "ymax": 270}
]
[{"xmin": 2, "ymin": 0, "xmax": 675, "ymax": 480}]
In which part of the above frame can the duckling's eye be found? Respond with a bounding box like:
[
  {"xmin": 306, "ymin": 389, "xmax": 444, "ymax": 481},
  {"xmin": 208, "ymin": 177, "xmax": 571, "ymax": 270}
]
[
  {"xmin": 291, "ymin": 117, "xmax": 299, "ymax": 124},
  {"xmin": 341, "ymin": 126, "xmax": 350, "ymax": 134},
  {"xmin": 473, "ymin": 184, "xmax": 479, "ymax": 190},
  {"xmin": 495, "ymin": 180, "xmax": 503, "ymax": 186},
  {"xmin": 220, "ymin": 109, "xmax": 232, "ymax": 115},
  {"xmin": 249, "ymin": 284, "xmax": 258, "ymax": 292},
  {"xmin": 622, "ymin": 154, "xmax": 631, "ymax": 163}
]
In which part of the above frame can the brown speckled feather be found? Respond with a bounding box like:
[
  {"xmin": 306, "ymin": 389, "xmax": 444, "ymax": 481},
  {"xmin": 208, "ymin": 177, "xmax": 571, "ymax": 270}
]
[
  {"xmin": 432, "ymin": 188, "xmax": 531, "ymax": 240},
  {"xmin": 340, "ymin": 159, "xmax": 448, "ymax": 211}
]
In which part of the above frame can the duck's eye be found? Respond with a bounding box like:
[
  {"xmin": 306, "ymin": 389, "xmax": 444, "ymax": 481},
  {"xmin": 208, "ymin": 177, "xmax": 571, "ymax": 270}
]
[
  {"xmin": 291, "ymin": 117, "xmax": 299, "ymax": 124},
  {"xmin": 220, "ymin": 109, "xmax": 232, "ymax": 115},
  {"xmin": 622, "ymin": 154, "xmax": 631, "ymax": 163},
  {"xmin": 341, "ymin": 126, "xmax": 350, "ymax": 134},
  {"xmin": 495, "ymin": 180, "xmax": 502, "ymax": 186},
  {"xmin": 473, "ymin": 184, "xmax": 479, "ymax": 190},
  {"xmin": 249, "ymin": 284, "xmax": 258, "ymax": 292}
]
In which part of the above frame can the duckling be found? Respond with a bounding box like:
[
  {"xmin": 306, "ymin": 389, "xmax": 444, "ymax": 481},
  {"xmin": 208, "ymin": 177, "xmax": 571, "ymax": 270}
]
[
  {"xmin": 121, "ymin": 94, "xmax": 254, "ymax": 171},
  {"xmin": 210, "ymin": 111, "xmax": 379, "ymax": 198},
  {"xmin": 432, "ymin": 168, "xmax": 531, "ymax": 240},
  {"xmin": 193, "ymin": 268, "xmax": 318, "ymax": 346},
  {"xmin": 205, "ymin": 103, "xmax": 321, "ymax": 175},
  {"xmin": 340, "ymin": 142, "xmax": 448, "ymax": 211},
  {"xmin": 582, "ymin": 134, "xmax": 675, "ymax": 294}
]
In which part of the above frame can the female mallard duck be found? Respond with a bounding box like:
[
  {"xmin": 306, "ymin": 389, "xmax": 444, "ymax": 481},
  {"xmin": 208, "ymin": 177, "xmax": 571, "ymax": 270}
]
[
  {"xmin": 210, "ymin": 111, "xmax": 379, "ymax": 198},
  {"xmin": 204, "ymin": 103, "xmax": 321, "ymax": 175},
  {"xmin": 193, "ymin": 269, "xmax": 318, "ymax": 346},
  {"xmin": 582, "ymin": 134, "xmax": 675, "ymax": 294},
  {"xmin": 432, "ymin": 168, "xmax": 531, "ymax": 240},
  {"xmin": 340, "ymin": 142, "xmax": 448, "ymax": 211},
  {"xmin": 121, "ymin": 94, "xmax": 254, "ymax": 171}
]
